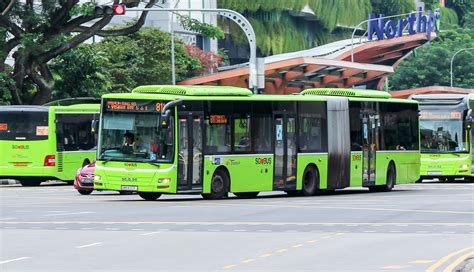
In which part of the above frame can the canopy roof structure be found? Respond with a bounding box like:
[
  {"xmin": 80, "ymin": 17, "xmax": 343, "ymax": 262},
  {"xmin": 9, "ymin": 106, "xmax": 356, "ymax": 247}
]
[
  {"xmin": 390, "ymin": 86, "xmax": 474, "ymax": 99},
  {"xmin": 179, "ymin": 33, "xmax": 435, "ymax": 94}
]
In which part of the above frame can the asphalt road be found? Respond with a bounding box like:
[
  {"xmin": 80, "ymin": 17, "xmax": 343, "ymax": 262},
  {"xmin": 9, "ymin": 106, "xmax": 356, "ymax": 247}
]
[{"xmin": 0, "ymin": 180, "xmax": 473, "ymax": 272}]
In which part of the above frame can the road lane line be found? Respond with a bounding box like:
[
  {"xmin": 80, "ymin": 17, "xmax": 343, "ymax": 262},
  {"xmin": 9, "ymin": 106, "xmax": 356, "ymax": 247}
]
[
  {"xmin": 409, "ymin": 260, "xmax": 436, "ymax": 264},
  {"xmin": 0, "ymin": 218, "xmax": 16, "ymax": 220},
  {"xmin": 241, "ymin": 259, "xmax": 255, "ymax": 263},
  {"xmin": 1, "ymin": 221, "xmax": 472, "ymax": 226},
  {"xmin": 259, "ymin": 253, "xmax": 272, "ymax": 258},
  {"xmin": 292, "ymin": 244, "xmax": 303, "ymax": 248},
  {"xmin": 75, "ymin": 242, "xmax": 102, "ymax": 249},
  {"xmin": 43, "ymin": 211, "xmax": 95, "ymax": 217},
  {"xmin": 0, "ymin": 257, "xmax": 30, "ymax": 264},
  {"xmin": 222, "ymin": 264, "xmax": 237, "ymax": 269},
  {"xmin": 443, "ymin": 251, "xmax": 474, "ymax": 272},
  {"xmin": 140, "ymin": 231, "xmax": 161, "ymax": 236},
  {"xmin": 425, "ymin": 246, "xmax": 474, "ymax": 272},
  {"xmin": 275, "ymin": 248, "xmax": 288, "ymax": 253}
]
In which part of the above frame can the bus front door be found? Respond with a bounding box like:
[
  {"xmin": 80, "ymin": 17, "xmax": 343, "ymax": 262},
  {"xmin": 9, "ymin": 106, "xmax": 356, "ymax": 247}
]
[
  {"xmin": 273, "ymin": 113, "xmax": 297, "ymax": 190},
  {"xmin": 362, "ymin": 113, "xmax": 379, "ymax": 185},
  {"xmin": 177, "ymin": 112, "xmax": 203, "ymax": 192}
]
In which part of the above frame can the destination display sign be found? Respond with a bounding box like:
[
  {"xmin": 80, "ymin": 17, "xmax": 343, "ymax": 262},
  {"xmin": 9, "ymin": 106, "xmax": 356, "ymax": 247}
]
[
  {"xmin": 209, "ymin": 115, "xmax": 228, "ymax": 124},
  {"xmin": 105, "ymin": 100, "xmax": 166, "ymax": 113},
  {"xmin": 420, "ymin": 111, "xmax": 462, "ymax": 120},
  {"xmin": 0, "ymin": 123, "xmax": 7, "ymax": 131}
]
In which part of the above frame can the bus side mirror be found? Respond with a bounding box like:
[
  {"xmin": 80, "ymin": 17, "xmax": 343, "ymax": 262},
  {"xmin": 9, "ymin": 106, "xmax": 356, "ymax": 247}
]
[
  {"xmin": 91, "ymin": 119, "xmax": 99, "ymax": 134},
  {"xmin": 160, "ymin": 99, "xmax": 183, "ymax": 129},
  {"xmin": 466, "ymin": 109, "xmax": 473, "ymax": 130},
  {"xmin": 161, "ymin": 109, "xmax": 171, "ymax": 129}
]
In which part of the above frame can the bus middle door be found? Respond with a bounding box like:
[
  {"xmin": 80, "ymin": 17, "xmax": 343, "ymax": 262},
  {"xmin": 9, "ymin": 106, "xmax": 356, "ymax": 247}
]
[
  {"xmin": 273, "ymin": 112, "xmax": 297, "ymax": 190},
  {"xmin": 362, "ymin": 113, "xmax": 379, "ymax": 186},
  {"xmin": 177, "ymin": 112, "xmax": 203, "ymax": 192}
]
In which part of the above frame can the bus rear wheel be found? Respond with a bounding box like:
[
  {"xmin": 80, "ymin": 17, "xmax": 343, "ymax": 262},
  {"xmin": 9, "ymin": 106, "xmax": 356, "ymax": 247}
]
[
  {"xmin": 19, "ymin": 178, "xmax": 42, "ymax": 187},
  {"xmin": 369, "ymin": 163, "xmax": 395, "ymax": 192},
  {"xmin": 302, "ymin": 166, "xmax": 319, "ymax": 196},
  {"xmin": 234, "ymin": 192, "xmax": 259, "ymax": 198},
  {"xmin": 138, "ymin": 192, "xmax": 162, "ymax": 201},
  {"xmin": 202, "ymin": 169, "xmax": 229, "ymax": 200}
]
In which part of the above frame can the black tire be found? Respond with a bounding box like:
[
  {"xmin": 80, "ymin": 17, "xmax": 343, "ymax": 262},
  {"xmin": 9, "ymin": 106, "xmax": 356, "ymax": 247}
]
[
  {"xmin": 439, "ymin": 177, "xmax": 447, "ymax": 182},
  {"xmin": 78, "ymin": 189, "xmax": 93, "ymax": 195},
  {"xmin": 19, "ymin": 178, "xmax": 42, "ymax": 187},
  {"xmin": 66, "ymin": 180, "xmax": 74, "ymax": 185},
  {"xmin": 415, "ymin": 178, "xmax": 423, "ymax": 183},
  {"xmin": 201, "ymin": 168, "xmax": 229, "ymax": 200},
  {"xmin": 369, "ymin": 163, "xmax": 395, "ymax": 192},
  {"xmin": 302, "ymin": 166, "xmax": 319, "ymax": 196},
  {"xmin": 234, "ymin": 192, "xmax": 259, "ymax": 198},
  {"xmin": 447, "ymin": 177, "xmax": 455, "ymax": 182},
  {"xmin": 138, "ymin": 192, "xmax": 161, "ymax": 201}
]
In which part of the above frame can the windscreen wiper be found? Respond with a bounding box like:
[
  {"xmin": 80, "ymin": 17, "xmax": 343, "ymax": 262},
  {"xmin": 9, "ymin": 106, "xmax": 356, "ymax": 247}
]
[{"xmin": 146, "ymin": 161, "xmax": 161, "ymax": 167}]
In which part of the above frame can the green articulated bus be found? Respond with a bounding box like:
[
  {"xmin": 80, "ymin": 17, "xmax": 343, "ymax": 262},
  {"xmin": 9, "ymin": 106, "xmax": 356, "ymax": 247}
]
[
  {"xmin": 411, "ymin": 94, "xmax": 473, "ymax": 182},
  {"xmin": 93, "ymin": 86, "xmax": 420, "ymax": 200},
  {"xmin": 0, "ymin": 98, "xmax": 100, "ymax": 186}
]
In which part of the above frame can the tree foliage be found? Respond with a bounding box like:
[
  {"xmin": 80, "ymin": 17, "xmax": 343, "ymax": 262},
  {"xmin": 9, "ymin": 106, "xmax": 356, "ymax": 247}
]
[
  {"xmin": 94, "ymin": 28, "xmax": 202, "ymax": 93},
  {"xmin": 389, "ymin": 14, "xmax": 474, "ymax": 90},
  {"xmin": 0, "ymin": 0, "xmax": 157, "ymax": 105}
]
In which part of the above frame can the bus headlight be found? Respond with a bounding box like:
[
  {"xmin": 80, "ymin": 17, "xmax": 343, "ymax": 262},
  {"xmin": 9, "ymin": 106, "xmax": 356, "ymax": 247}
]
[
  {"xmin": 94, "ymin": 175, "xmax": 102, "ymax": 181},
  {"xmin": 460, "ymin": 164, "xmax": 469, "ymax": 169},
  {"xmin": 158, "ymin": 178, "xmax": 170, "ymax": 184}
]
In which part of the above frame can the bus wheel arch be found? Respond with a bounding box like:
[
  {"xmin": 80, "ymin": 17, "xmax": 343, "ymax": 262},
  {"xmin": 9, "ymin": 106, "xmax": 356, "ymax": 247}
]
[
  {"xmin": 202, "ymin": 166, "xmax": 230, "ymax": 200},
  {"xmin": 302, "ymin": 164, "xmax": 320, "ymax": 196}
]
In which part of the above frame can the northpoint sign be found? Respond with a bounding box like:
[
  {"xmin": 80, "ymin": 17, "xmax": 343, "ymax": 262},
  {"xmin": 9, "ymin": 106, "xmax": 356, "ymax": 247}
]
[{"xmin": 368, "ymin": 7, "xmax": 440, "ymax": 41}]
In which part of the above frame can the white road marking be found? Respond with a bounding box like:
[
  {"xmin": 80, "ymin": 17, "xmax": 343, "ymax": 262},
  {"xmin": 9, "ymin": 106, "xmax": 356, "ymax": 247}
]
[
  {"xmin": 131, "ymin": 229, "xmax": 144, "ymax": 231},
  {"xmin": 80, "ymin": 228, "xmax": 94, "ymax": 230},
  {"xmin": 0, "ymin": 257, "xmax": 30, "ymax": 264},
  {"xmin": 105, "ymin": 228, "xmax": 119, "ymax": 231},
  {"xmin": 233, "ymin": 229, "xmax": 246, "ymax": 232},
  {"xmin": 75, "ymin": 242, "xmax": 102, "ymax": 249},
  {"xmin": 55, "ymin": 227, "xmax": 68, "ymax": 230},
  {"xmin": 0, "ymin": 218, "xmax": 16, "ymax": 220},
  {"xmin": 43, "ymin": 211, "xmax": 95, "ymax": 217},
  {"xmin": 140, "ymin": 231, "xmax": 161, "ymax": 236}
]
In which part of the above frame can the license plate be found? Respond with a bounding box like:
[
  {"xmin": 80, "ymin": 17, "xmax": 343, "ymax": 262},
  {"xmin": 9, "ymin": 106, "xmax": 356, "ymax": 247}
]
[
  {"xmin": 428, "ymin": 171, "xmax": 442, "ymax": 175},
  {"xmin": 81, "ymin": 178, "xmax": 93, "ymax": 184},
  {"xmin": 121, "ymin": 186, "xmax": 138, "ymax": 191}
]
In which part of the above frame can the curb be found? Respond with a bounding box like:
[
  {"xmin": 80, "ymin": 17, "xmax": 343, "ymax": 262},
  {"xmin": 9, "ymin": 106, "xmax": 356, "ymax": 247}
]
[{"xmin": 0, "ymin": 179, "xmax": 20, "ymax": 185}]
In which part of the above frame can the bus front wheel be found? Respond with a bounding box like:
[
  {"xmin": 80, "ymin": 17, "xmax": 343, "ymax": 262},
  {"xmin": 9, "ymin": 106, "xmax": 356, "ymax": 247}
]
[
  {"xmin": 19, "ymin": 178, "xmax": 42, "ymax": 187},
  {"xmin": 138, "ymin": 192, "xmax": 161, "ymax": 201},
  {"xmin": 202, "ymin": 169, "xmax": 229, "ymax": 200}
]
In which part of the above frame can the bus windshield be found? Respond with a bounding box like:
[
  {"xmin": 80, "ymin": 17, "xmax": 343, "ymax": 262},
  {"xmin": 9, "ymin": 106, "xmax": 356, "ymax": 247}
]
[
  {"xmin": 99, "ymin": 112, "xmax": 174, "ymax": 163},
  {"xmin": 0, "ymin": 111, "xmax": 49, "ymax": 141},
  {"xmin": 420, "ymin": 110, "xmax": 468, "ymax": 153}
]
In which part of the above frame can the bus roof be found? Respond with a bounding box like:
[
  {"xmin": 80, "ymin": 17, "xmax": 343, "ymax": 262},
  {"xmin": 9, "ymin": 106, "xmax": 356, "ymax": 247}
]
[
  {"xmin": 103, "ymin": 85, "xmax": 415, "ymax": 104},
  {"xmin": 411, "ymin": 94, "xmax": 471, "ymax": 106},
  {"xmin": 0, "ymin": 105, "xmax": 48, "ymax": 113}
]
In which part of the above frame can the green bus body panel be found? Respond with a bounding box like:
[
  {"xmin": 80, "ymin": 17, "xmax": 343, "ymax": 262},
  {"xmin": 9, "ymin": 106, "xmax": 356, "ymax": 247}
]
[
  {"xmin": 350, "ymin": 152, "xmax": 363, "ymax": 187},
  {"xmin": 0, "ymin": 104, "xmax": 99, "ymax": 181},
  {"xmin": 375, "ymin": 151, "xmax": 420, "ymax": 185},
  {"xmin": 296, "ymin": 154, "xmax": 329, "ymax": 190},
  {"xmin": 420, "ymin": 153, "xmax": 471, "ymax": 177},
  {"xmin": 93, "ymin": 161, "xmax": 178, "ymax": 193},
  {"xmin": 202, "ymin": 155, "xmax": 274, "ymax": 193}
]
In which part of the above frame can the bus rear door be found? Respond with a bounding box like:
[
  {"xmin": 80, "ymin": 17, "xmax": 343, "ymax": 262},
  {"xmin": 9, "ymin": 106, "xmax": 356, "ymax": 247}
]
[
  {"xmin": 273, "ymin": 112, "xmax": 297, "ymax": 190},
  {"xmin": 362, "ymin": 113, "xmax": 379, "ymax": 186}
]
